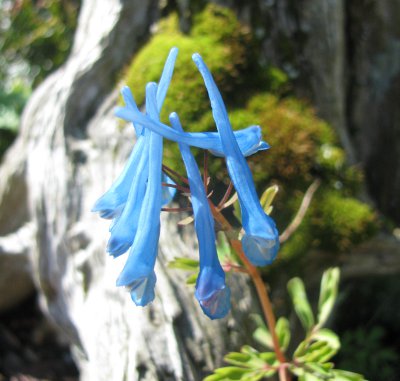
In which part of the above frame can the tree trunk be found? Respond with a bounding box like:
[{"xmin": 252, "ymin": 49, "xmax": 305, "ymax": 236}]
[
  {"xmin": 0, "ymin": 1, "xmax": 254, "ymax": 380},
  {"xmin": 216, "ymin": 0, "xmax": 400, "ymax": 223}
]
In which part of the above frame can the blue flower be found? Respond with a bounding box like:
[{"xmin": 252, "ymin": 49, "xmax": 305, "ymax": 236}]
[
  {"xmin": 115, "ymin": 88, "xmax": 268, "ymax": 157},
  {"xmin": 116, "ymin": 82, "xmax": 164, "ymax": 306},
  {"xmin": 161, "ymin": 173, "xmax": 177, "ymax": 205},
  {"xmin": 192, "ymin": 53, "xmax": 280, "ymax": 266},
  {"xmin": 92, "ymin": 48, "xmax": 178, "ymax": 220},
  {"xmin": 170, "ymin": 112, "xmax": 230, "ymax": 319},
  {"xmin": 106, "ymin": 130, "xmax": 150, "ymax": 257},
  {"xmin": 91, "ymin": 133, "xmax": 147, "ymax": 219}
]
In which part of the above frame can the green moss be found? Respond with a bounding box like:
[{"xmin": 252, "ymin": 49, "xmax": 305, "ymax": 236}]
[
  {"xmin": 312, "ymin": 190, "xmax": 377, "ymax": 252},
  {"xmin": 229, "ymin": 94, "xmax": 337, "ymax": 187},
  {"xmin": 123, "ymin": 4, "xmax": 251, "ymax": 126},
  {"xmin": 281, "ymin": 189, "xmax": 377, "ymax": 259}
]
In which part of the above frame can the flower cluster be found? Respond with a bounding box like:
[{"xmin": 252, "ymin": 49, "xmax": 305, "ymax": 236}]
[{"xmin": 92, "ymin": 48, "xmax": 279, "ymax": 319}]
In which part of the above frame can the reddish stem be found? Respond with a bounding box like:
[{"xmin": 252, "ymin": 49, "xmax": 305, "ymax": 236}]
[
  {"xmin": 162, "ymin": 164, "xmax": 189, "ymax": 185},
  {"xmin": 217, "ymin": 181, "xmax": 234, "ymax": 210},
  {"xmin": 162, "ymin": 182, "xmax": 190, "ymax": 193},
  {"xmin": 161, "ymin": 206, "xmax": 193, "ymax": 212},
  {"xmin": 208, "ymin": 202, "xmax": 291, "ymax": 381}
]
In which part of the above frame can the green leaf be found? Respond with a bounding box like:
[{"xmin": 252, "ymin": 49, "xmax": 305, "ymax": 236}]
[
  {"xmin": 318, "ymin": 267, "xmax": 340, "ymax": 327},
  {"xmin": 216, "ymin": 231, "xmax": 240, "ymax": 266},
  {"xmin": 214, "ymin": 366, "xmax": 249, "ymax": 378},
  {"xmin": 287, "ymin": 277, "xmax": 315, "ymax": 332},
  {"xmin": 224, "ymin": 346, "xmax": 276, "ymax": 370},
  {"xmin": 260, "ymin": 185, "xmax": 279, "ymax": 215},
  {"xmin": 275, "ymin": 317, "xmax": 291, "ymax": 351},
  {"xmin": 168, "ymin": 257, "xmax": 199, "ymax": 271},
  {"xmin": 305, "ymin": 362, "xmax": 332, "ymax": 377},
  {"xmin": 259, "ymin": 352, "xmax": 277, "ymax": 365},
  {"xmin": 311, "ymin": 328, "xmax": 340, "ymax": 351},
  {"xmin": 204, "ymin": 366, "xmax": 249, "ymax": 380},
  {"xmin": 295, "ymin": 340, "xmax": 338, "ymax": 364},
  {"xmin": 224, "ymin": 352, "xmax": 252, "ymax": 367},
  {"xmin": 251, "ymin": 314, "xmax": 274, "ymax": 349},
  {"xmin": 186, "ymin": 273, "xmax": 198, "ymax": 285},
  {"xmin": 332, "ymin": 369, "xmax": 367, "ymax": 381},
  {"xmin": 299, "ymin": 373, "xmax": 321, "ymax": 381},
  {"xmin": 293, "ymin": 339, "xmax": 309, "ymax": 358},
  {"xmin": 233, "ymin": 198, "xmax": 242, "ymax": 223}
]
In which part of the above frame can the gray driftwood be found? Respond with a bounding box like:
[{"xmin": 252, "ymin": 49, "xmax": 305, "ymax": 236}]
[{"xmin": 0, "ymin": 1, "xmax": 253, "ymax": 380}]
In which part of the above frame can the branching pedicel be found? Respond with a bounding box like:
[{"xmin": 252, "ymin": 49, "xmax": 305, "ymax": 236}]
[{"xmin": 93, "ymin": 48, "xmax": 367, "ymax": 381}]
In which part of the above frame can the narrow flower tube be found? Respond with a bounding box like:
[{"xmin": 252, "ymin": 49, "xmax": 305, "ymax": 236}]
[
  {"xmin": 91, "ymin": 133, "xmax": 146, "ymax": 219},
  {"xmin": 161, "ymin": 173, "xmax": 177, "ymax": 205},
  {"xmin": 116, "ymin": 82, "xmax": 164, "ymax": 305},
  {"xmin": 106, "ymin": 48, "xmax": 179, "ymax": 256},
  {"xmin": 115, "ymin": 87, "xmax": 268, "ymax": 157},
  {"xmin": 170, "ymin": 112, "xmax": 230, "ymax": 319},
  {"xmin": 192, "ymin": 53, "xmax": 280, "ymax": 266},
  {"xmin": 92, "ymin": 48, "xmax": 178, "ymax": 219},
  {"xmin": 106, "ymin": 131, "xmax": 150, "ymax": 257}
]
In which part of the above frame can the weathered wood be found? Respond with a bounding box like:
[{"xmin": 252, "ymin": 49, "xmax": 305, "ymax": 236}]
[{"xmin": 0, "ymin": 1, "xmax": 254, "ymax": 380}]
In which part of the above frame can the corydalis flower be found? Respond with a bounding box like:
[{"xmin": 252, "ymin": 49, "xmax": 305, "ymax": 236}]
[
  {"xmin": 106, "ymin": 129, "xmax": 150, "ymax": 257},
  {"xmin": 91, "ymin": 132, "xmax": 147, "ymax": 220},
  {"xmin": 170, "ymin": 112, "xmax": 230, "ymax": 319},
  {"xmin": 116, "ymin": 82, "xmax": 164, "ymax": 305},
  {"xmin": 193, "ymin": 53, "xmax": 280, "ymax": 266},
  {"xmin": 92, "ymin": 48, "xmax": 178, "ymax": 220},
  {"xmin": 115, "ymin": 87, "xmax": 269, "ymax": 158}
]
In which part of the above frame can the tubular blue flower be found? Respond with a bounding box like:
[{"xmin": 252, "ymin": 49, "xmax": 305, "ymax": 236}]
[
  {"xmin": 192, "ymin": 53, "xmax": 280, "ymax": 266},
  {"xmin": 161, "ymin": 173, "xmax": 176, "ymax": 205},
  {"xmin": 116, "ymin": 82, "xmax": 164, "ymax": 305},
  {"xmin": 106, "ymin": 48, "xmax": 178, "ymax": 256},
  {"xmin": 170, "ymin": 112, "xmax": 230, "ymax": 319},
  {"xmin": 92, "ymin": 48, "xmax": 178, "ymax": 219},
  {"xmin": 91, "ymin": 133, "xmax": 147, "ymax": 219},
  {"xmin": 115, "ymin": 87, "xmax": 268, "ymax": 157},
  {"xmin": 106, "ymin": 131, "xmax": 150, "ymax": 257}
]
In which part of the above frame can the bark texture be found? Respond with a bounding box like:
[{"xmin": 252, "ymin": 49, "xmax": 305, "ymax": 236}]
[
  {"xmin": 0, "ymin": 1, "xmax": 253, "ymax": 380},
  {"xmin": 215, "ymin": 0, "xmax": 400, "ymax": 222}
]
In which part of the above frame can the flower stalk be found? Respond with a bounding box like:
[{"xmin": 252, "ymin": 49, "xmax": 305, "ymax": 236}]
[{"xmin": 209, "ymin": 202, "xmax": 291, "ymax": 381}]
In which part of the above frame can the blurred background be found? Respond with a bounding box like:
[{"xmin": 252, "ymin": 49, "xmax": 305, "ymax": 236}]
[{"xmin": 0, "ymin": 1, "xmax": 399, "ymax": 380}]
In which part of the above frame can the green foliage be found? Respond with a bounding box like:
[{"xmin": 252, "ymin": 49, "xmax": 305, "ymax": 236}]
[
  {"xmin": 259, "ymin": 185, "xmax": 279, "ymax": 215},
  {"xmin": 251, "ymin": 314, "xmax": 290, "ymax": 352},
  {"xmin": 168, "ymin": 257, "xmax": 199, "ymax": 285},
  {"xmin": 0, "ymin": 0, "xmax": 81, "ymax": 158},
  {"xmin": 0, "ymin": 79, "xmax": 31, "ymax": 160},
  {"xmin": 0, "ymin": 0, "xmax": 81, "ymax": 85},
  {"xmin": 287, "ymin": 277, "xmax": 315, "ymax": 332},
  {"xmin": 317, "ymin": 267, "xmax": 340, "ymax": 327},
  {"xmin": 206, "ymin": 268, "xmax": 367, "ymax": 380},
  {"xmin": 204, "ymin": 346, "xmax": 278, "ymax": 381}
]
